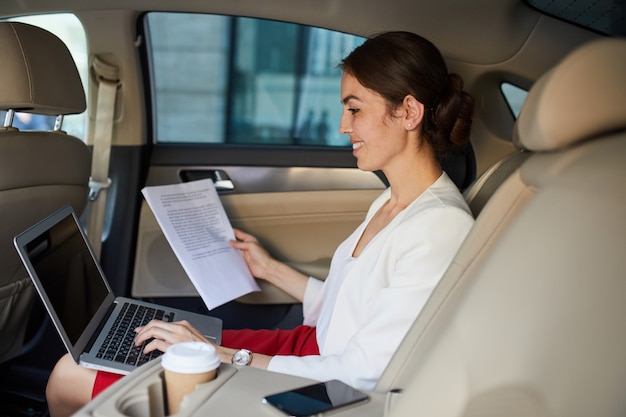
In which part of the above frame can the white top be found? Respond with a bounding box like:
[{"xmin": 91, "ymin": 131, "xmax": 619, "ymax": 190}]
[{"xmin": 267, "ymin": 173, "xmax": 474, "ymax": 389}]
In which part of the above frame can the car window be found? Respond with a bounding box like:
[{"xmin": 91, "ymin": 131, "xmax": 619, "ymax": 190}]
[
  {"xmin": 144, "ymin": 12, "xmax": 365, "ymax": 147},
  {"xmin": 1, "ymin": 13, "xmax": 88, "ymax": 139},
  {"xmin": 501, "ymin": 82, "xmax": 528, "ymax": 118}
]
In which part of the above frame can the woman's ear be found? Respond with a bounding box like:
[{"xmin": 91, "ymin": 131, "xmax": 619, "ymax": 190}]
[{"xmin": 403, "ymin": 94, "xmax": 425, "ymax": 130}]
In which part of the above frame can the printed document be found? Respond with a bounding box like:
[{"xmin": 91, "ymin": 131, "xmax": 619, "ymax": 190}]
[{"xmin": 141, "ymin": 179, "xmax": 260, "ymax": 310}]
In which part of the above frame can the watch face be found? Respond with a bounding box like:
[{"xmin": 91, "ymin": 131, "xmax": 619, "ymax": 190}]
[{"xmin": 233, "ymin": 349, "xmax": 251, "ymax": 365}]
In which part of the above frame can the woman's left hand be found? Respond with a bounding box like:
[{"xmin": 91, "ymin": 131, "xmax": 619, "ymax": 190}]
[{"xmin": 134, "ymin": 320, "xmax": 211, "ymax": 354}]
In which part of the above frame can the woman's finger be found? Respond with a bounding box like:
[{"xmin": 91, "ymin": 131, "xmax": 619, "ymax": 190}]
[
  {"xmin": 141, "ymin": 337, "xmax": 172, "ymax": 354},
  {"xmin": 233, "ymin": 228, "xmax": 257, "ymax": 243},
  {"xmin": 134, "ymin": 320, "xmax": 205, "ymax": 347}
]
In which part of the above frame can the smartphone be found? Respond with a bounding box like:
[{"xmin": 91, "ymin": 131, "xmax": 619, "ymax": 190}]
[{"xmin": 262, "ymin": 379, "xmax": 369, "ymax": 416}]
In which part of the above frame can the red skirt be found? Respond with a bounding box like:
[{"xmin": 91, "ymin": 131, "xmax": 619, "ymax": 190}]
[{"xmin": 92, "ymin": 325, "xmax": 318, "ymax": 398}]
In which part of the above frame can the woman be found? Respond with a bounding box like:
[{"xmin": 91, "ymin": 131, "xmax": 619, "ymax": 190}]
[{"xmin": 46, "ymin": 31, "xmax": 475, "ymax": 417}]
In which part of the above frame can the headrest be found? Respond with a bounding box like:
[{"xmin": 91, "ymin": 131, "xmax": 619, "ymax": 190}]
[
  {"xmin": 0, "ymin": 22, "xmax": 86, "ymax": 115},
  {"xmin": 513, "ymin": 38, "xmax": 626, "ymax": 152}
]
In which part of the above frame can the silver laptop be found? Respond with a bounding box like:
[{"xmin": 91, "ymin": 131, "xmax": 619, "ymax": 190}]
[{"xmin": 14, "ymin": 204, "xmax": 222, "ymax": 375}]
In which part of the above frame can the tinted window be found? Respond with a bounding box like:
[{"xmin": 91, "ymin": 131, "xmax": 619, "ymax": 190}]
[
  {"xmin": 144, "ymin": 13, "xmax": 365, "ymax": 146},
  {"xmin": 501, "ymin": 82, "xmax": 528, "ymax": 118}
]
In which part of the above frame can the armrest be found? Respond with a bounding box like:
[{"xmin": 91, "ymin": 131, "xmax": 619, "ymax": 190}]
[{"xmin": 72, "ymin": 359, "xmax": 387, "ymax": 417}]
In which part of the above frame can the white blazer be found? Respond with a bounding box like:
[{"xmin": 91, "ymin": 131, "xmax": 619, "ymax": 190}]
[{"xmin": 268, "ymin": 173, "xmax": 473, "ymax": 389}]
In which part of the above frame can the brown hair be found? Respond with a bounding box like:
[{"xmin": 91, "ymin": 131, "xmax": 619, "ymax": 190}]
[{"xmin": 340, "ymin": 31, "xmax": 474, "ymax": 154}]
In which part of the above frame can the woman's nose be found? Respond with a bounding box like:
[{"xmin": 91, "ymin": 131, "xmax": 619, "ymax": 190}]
[{"xmin": 339, "ymin": 111, "xmax": 351, "ymax": 134}]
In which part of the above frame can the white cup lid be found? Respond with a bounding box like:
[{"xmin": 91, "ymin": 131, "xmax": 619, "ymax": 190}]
[{"xmin": 161, "ymin": 341, "xmax": 220, "ymax": 374}]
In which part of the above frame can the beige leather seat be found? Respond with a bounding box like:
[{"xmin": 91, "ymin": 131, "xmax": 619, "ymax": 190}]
[
  {"xmin": 0, "ymin": 22, "xmax": 91, "ymax": 364},
  {"xmin": 462, "ymin": 149, "xmax": 531, "ymax": 217},
  {"xmin": 380, "ymin": 37, "xmax": 626, "ymax": 417}
]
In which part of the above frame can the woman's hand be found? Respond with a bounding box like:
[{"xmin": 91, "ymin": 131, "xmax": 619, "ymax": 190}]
[
  {"xmin": 134, "ymin": 319, "xmax": 273, "ymax": 370},
  {"xmin": 229, "ymin": 228, "xmax": 276, "ymax": 281},
  {"xmin": 229, "ymin": 228, "xmax": 310, "ymax": 302},
  {"xmin": 134, "ymin": 320, "xmax": 211, "ymax": 354}
]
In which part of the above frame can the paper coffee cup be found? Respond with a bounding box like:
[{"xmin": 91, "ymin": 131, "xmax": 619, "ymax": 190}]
[{"xmin": 161, "ymin": 341, "xmax": 220, "ymax": 415}]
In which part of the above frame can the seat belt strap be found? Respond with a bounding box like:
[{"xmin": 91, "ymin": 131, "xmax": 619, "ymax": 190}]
[{"xmin": 86, "ymin": 56, "xmax": 119, "ymax": 259}]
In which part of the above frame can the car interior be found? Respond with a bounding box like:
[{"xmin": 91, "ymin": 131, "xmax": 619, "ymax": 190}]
[{"xmin": 0, "ymin": 0, "xmax": 624, "ymax": 416}]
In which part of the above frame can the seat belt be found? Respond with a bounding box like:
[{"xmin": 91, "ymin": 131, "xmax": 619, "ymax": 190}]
[{"xmin": 86, "ymin": 56, "xmax": 119, "ymax": 259}]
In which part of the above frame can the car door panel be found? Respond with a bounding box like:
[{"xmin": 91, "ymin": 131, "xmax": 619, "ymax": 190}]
[{"xmin": 132, "ymin": 165, "xmax": 384, "ymax": 306}]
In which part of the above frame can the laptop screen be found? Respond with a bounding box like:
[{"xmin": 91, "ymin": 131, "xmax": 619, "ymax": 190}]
[{"xmin": 22, "ymin": 209, "xmax": 110, "ymax": 345}]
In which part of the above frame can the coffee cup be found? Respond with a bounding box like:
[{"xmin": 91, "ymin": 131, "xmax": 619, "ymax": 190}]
[{"xmin": 161, "ymin": 341, "xmax": 220, "ymax": 415}]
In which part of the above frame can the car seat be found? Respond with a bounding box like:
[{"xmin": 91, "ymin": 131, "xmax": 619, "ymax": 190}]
[
  {"xmin": 0, "ymin": 22, "xmax": 91, "ymax": 364},
  {"xmin": 462, "ymin": 149, "xmax": 531, "ymax": 217},
  {"xmin": 380, "ymin": 37, "xmax": 626, "ymax": 417}
]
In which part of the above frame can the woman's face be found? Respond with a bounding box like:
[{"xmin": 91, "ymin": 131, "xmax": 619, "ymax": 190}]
[{"xmin": 339, "ymin": 72, "xmax": 408, "ymax": 173}]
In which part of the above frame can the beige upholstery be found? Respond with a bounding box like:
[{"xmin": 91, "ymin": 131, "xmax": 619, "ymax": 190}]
[
  {"xmin": 462, "ymin": 149, "xmax": 531, "ymax": 217},
  {"xmin": 0, "ymin": 22, "xmax": 85, "ymax": 115},
  {"xmin": 513, "ymin": 38, "xmax": 626, "ymax": 152},
  {"xmin": 0, "ymin": 22, "xmax": 90, "ymax": 363},
  {"xmin": 379, "ymin": 38, "xmax": 626, "ymax": 417}
]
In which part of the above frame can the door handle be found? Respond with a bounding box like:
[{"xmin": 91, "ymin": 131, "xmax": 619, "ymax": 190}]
[
  {"xmin": 180, "ymin": 169, "xmax": 235, "ymax": 191},
  {"xmin": 212, "ymin": 169, "xmax": 235, "ymax": 191}
]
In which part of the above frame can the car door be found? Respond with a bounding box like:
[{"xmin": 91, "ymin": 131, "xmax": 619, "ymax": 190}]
[{"xmin": 129, "ymin": 13, "xmax": 385, "ymax": 329}]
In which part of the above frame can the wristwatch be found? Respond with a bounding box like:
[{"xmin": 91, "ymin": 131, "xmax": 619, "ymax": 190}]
[{"xmin": 231, "ymin": 349, "xmax": 252, "ymax": 366}]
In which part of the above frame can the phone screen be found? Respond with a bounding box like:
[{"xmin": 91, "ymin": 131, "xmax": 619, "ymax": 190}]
[{"xmin": 262, "ymin": 380, "xmax": 369, "ymax": 416}]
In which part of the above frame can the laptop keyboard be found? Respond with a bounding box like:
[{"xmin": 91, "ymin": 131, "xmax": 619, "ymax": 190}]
[{"xmin": 96, "ymin": 302, "xmax": 175, "ymax": 366}]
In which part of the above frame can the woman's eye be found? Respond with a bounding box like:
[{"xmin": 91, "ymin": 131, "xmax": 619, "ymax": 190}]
[{"xmin": 348, "ymin": 108, "xmax": 359, "ymax": 115}]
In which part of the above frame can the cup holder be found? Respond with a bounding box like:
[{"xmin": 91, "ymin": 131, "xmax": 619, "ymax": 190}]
[
  {"xmin": 118, "ymin": 374, "xmax": 166, "ymax": 417},
  {"xmin": 117, "ymin": 365, "xmax": 236, "ymax": 417}
]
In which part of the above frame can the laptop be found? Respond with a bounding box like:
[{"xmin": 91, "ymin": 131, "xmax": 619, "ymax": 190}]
[{"xmin": 13, "ymin": 204, "xmax": 222, "ymax": 375}]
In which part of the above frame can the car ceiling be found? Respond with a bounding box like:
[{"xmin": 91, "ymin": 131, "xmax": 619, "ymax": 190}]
[{"xmin": 0, "ymin": 0, "xmax": 600, "ymax": 67}]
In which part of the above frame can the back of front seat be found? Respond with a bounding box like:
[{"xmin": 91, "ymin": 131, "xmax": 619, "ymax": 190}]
[
  {"xmin": 0, "ymin": 22, "xmax": 91, "ymax": 364},
  {"xmin": 381, "ymin": 37, "xmax": 626, "ymax": 417}
]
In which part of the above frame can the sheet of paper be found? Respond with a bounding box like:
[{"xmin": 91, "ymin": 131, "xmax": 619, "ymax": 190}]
[{"xmin": 141, "ymin": 178, "xmax": 260, "ymax": 310}]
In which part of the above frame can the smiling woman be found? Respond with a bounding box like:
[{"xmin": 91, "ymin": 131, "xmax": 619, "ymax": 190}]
[
  {"xmin": 44, "ymin": 30, "xmax": 475, "ymax": 417},
  {"xmin": 339, "ymin": 31, "xmax": 474, "ymax": 168}
]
